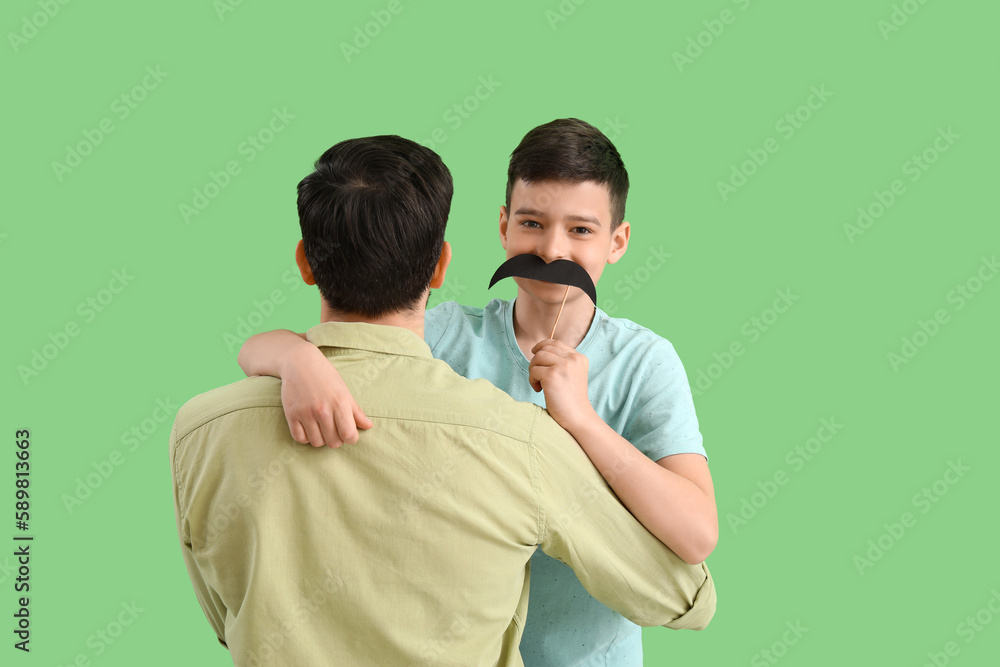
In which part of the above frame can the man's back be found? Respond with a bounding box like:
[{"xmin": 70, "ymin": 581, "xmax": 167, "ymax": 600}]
[{"xmin": 171, "ymin": 322, "xmax": 715, "ymax": 666}]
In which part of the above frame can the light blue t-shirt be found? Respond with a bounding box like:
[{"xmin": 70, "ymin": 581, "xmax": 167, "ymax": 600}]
[{"xmin": 424, "ymin": 298, "xmax": 706, "ymax": 667}]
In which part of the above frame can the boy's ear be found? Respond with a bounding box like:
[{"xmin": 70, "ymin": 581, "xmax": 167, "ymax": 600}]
[
  {"xmin": 606, "ymin": 221, "xmax": 631, "ymax": 265},
  {"xmin": 295, "ymin": 240, "xmax": 316, "ymax": 285},
  {"xmin": 429, "ymin": 241, "xmax": 452, "ymax": 289},
  {"xmin": 498, "ymin": 205, "xmax": 509, "ymax": 251}
]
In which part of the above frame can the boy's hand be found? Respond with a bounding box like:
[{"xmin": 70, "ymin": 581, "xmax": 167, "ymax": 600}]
[
  {"xmin": 528, "ymin": 338, "xmax": 597, "ymax": 432},
  {"xmin": 280, "ymin": 345, "xmax": 373, "ymax": 448}
]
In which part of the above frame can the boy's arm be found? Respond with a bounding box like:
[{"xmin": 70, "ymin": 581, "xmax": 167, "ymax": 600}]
[
  {"xmin": 532, "ymin": 410, "xmax": 717, "ymax": 630},
  {"xmin": 565, "ymin": 418, "xmax": 717, "ymax": 564},
  {"xmin": 237, "ymin": 330, "xmax": 372, "ymax": 447},
  {"xmin": 529, "ymin": 338, "xmax": 717, "ymax": 564},
  {"xmin": 237, "ymin": 329, "xmax": 308, "ymax": 377}
]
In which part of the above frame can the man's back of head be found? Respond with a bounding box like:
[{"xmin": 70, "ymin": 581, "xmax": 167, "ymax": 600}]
[{"xmin": 296, "ymin": 135, "xmax": 453, "ymax": 319}]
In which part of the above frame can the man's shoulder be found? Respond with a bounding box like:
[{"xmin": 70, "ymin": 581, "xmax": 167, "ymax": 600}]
[
  {"xmin": 172, "ymin": 376, "xmax": 283, "ymax": 443},
  {"xmin": 374, "ymin": 353, "xmax": 549, "ymax": 444}
]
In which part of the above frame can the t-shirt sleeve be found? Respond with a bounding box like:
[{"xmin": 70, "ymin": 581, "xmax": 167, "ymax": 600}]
[
  {"xmin": 530, "ymin": 409, "xmax": 717, "ymax": 630},
  {"xmin": 622, "ymin": 338, "xmax": 706, "ymax": 462}
]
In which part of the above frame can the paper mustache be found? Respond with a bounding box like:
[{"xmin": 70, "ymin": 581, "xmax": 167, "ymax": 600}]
[
  {"xmin": 488, "ymin": 254, "xmax": 597, "ymax": 305},
  {"xmin": 488, "ymin": 254, "xmax": 597, "ymax": 340}
]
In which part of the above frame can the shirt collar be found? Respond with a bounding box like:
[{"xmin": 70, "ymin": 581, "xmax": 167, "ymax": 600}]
[{"xmin": 306, "ymin": 321, "xmax": 434, "ymax": 360}]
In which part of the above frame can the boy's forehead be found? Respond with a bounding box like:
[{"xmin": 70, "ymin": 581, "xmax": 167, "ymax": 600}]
[{"xmin": 510, "ymin": 178, "xmax": 612, "ymax": 221}]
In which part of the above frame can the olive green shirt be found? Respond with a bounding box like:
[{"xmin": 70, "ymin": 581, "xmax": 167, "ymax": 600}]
[{"xmin": 170, "ymin": 322, "xmax": 716, "ymax": 666}]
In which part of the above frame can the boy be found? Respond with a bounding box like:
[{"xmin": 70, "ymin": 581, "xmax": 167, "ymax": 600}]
[{"xmin": 239, "ymin": 119, "xmax": 717, "ymax": 666}]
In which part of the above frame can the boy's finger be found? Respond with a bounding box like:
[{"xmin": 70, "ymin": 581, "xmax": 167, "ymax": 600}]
[
  {"xmin": 325, "ymin": 408, "xmax": 353, "ymax": 446},
  {"xmin": 529, "ymin": 350, "xmax": 559, "ymax": 368},
  {"xmin": 288, "ymin": 419, "xmax": 308, "ymax": 444},
  {"xmin": 354, "ymin": 404, "xmax": 374, "ymax": 430},
  {"xmin": 334, "ymin": 408, "xmax": 360, "ymax": 445},
  {"xmin": 302, "ymin": 421, "xmax": 328, "ymax": 448},
  {"xmin": 528, "ymin": 366, "xmax": 545, "ymax": 392},
  {"xmin": 530, "ymin": 338, "xmax": 558, "ymax": 354},
  {"xmin": 531, "ymin": 338, "xmax": 571, "ymax": 355}
]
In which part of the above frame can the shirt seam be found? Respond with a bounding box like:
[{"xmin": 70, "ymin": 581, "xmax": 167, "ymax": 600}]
[
  {"xmin": 178, "ymin": 402, "xmax": 535, "ymax": 445},
  {"xmin": 171, "ymin": 433, "xmax": 191, "ymax": 529},
  {"xmin": 502, "ymin": 299, "xmax": 532, "ymax": 374},
  {"xmin": 173, "ymin": 402, "xmax": 284, "ymax": 442},
  {"xmin": 526, "ymin": 409, "xmax": 546, "ymax": 546},
  {"xmin": 642, "ymin": 436, "xmax": 706, "ymax": 461}
]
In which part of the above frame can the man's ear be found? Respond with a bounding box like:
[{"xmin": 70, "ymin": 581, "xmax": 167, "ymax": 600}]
[
  {"xmin": 295, "ymin": 240, "xmax": 316, "ymax": 285},
  {"xmin": 498, "ymin": 206, "xmax": 509, "ymax": 251},
  {"xmin": 429, "ymin": 241, "xmax": 452, "ymax": 289},
  {"xmin": 606, "ymin": 221, "xmax": 630, "ymax": 265}
]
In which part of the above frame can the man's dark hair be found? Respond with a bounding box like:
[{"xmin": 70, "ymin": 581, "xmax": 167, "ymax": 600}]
[
  {"xmin": 297, "ymin": 135, "xmax": 452, "ymax": 318},
  {"xmin": 505, "ymin": 118, "xmax": 629, "ymax": 230}
]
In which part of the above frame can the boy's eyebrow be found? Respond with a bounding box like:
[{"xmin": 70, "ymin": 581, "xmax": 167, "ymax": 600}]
[{"xmin": 513, "ymin": 207, "xmax": 602, "ymax": 227}]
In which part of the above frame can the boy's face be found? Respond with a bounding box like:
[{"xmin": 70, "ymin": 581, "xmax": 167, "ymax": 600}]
[{"xmin": 499, "ymin": 179, "xmax": 629, "ymax": 307}]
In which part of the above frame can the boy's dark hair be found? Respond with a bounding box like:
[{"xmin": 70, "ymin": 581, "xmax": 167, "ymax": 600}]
[
  {"xmin": 506, "ymin": 118, "xmax": 629, "ymax": 230},
  {"xmin": 297, "ymin": 135, "xmax": 452, "ymax": 318}
]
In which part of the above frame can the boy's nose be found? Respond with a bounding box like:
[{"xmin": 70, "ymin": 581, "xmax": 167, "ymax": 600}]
[
  {"xmin": 537, "ymin": 251, "xmax": 568, "ymax": 264},
  {"xmin": 537, "ymin": 237, "xmax": 568, "ymax": 263}
]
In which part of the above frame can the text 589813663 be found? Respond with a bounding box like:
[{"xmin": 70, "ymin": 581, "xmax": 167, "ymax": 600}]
[{"xmin": 14, "ymin": 429, "xmax": 32, "ymax": 652}]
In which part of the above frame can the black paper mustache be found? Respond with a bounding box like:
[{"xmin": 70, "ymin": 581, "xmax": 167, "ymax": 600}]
[{"xmin": 488, "ymin": 254, "xmax": 597, "ymax": 305}]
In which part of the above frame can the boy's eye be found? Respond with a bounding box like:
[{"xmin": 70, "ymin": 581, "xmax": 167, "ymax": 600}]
[
  {"xmin": 572, "ymin": 227, "xmax": 593, "ymax": 235},
  {"xmin": 521, "ymin": 220, "xmax": 541, "ymax": 228}
]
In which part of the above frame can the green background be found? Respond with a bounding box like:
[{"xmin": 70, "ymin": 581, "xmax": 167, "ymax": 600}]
[{"xmin": 4, "ymin": 0, "xmax": 998, "ymax": 665}]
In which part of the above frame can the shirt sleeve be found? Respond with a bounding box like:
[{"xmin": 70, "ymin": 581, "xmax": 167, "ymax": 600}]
[
  {"xmin": 621, "ymin": 337, "xmax": 706, "ymax": 462},
  {"xmin": 529, "ymin": 409, "xmax": 717, "ymax": 630},
  {"xmin": 170, "ymin": 426, "xmax": 229, "ymax": 649}
]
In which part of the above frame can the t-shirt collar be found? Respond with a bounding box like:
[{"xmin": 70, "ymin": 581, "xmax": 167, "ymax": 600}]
[{"xmin": 503, "ymin": 298, "xmax": 605, "ymax": 370}]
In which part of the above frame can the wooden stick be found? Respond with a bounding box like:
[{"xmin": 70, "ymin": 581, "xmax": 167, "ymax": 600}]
[{"xmin": 549, "ymin": 285, "xmax": 571, "ymax": 339}]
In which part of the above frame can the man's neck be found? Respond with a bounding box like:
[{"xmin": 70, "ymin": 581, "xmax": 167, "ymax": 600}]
[{"xmin": 319, "ymin": 303, "xmax": 425, "ymax": 340}]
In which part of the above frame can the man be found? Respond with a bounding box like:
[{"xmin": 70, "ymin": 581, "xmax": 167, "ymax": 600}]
[{"xmin": 170, "ymin": 135, "xmax": 716, "ymax": 666}]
